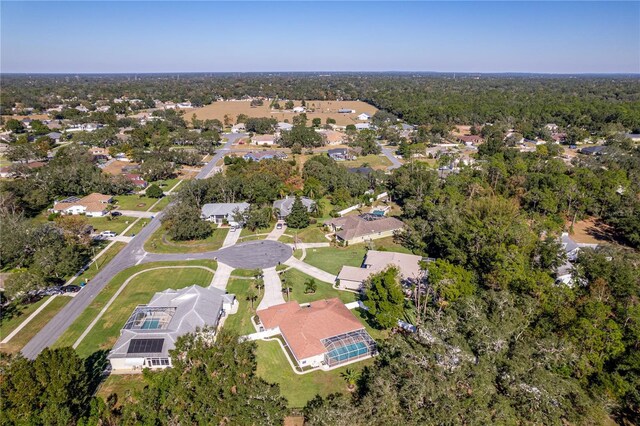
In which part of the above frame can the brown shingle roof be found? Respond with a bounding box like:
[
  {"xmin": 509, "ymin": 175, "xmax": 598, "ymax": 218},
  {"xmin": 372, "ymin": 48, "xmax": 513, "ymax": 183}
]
[
  {"xmin": 325, "ymin": 215, "xmax": 404, "ymax": 241},
  {"xmin": 258, "ymin": 298, "xmax": 364, "ymax": 361}
]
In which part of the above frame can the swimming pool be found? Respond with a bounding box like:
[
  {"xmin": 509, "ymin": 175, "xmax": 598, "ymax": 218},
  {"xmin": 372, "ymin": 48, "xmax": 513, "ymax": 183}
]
[
  {"xmin": 326, "ymin": 341, "xmax": 369, "ymax": 363},
  {"xmin": 141, "ymin": 319, "xmax": 161, "ymax": 330}
]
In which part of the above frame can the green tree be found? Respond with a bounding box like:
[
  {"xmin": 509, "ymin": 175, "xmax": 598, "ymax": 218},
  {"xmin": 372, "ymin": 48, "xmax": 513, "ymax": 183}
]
[
  {"xmin": 286, "ymin": 196, "xmax": 310, "ymax": 228},
  {"xmin": 145, "ymin": 183, "xmax": 164, "ymax": 198},
  {"xmin": 426, "ymin": 259, "xmax": 475, "ymax": 305},
  {"xmin": 304, "ymin": 278, "xmax": 317, "ymax": 294},
  {"xmin": 363, "ymin": 267, "xmax": 405, "ymax": 329},
  {"xmin": 312, "ymin": 117, "xmax": 322, "ymax": 127},
  {"xmin": 340, "ymin": 368, "xmax": 360, "ymax": 391},
  {"xmin": 161, "ymin": 203, "xmax": 212, "ymax": 241},
  {"xmin": 5, "ymin": 118, "xmax": 24, "ymax": 133}
]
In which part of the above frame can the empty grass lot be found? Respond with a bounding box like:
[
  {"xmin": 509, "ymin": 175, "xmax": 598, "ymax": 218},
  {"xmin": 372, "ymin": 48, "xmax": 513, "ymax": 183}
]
[
  {"xmin": 96, "ymin": 374, "xmax": 146, "ymax": 404},
  {"xmin": 144, "ymin": 224, "xmax": 228, "ymax": 253},
  {"xmin": 224, "ymin": 278, "xmax": 261, "ymax": 336},
  {"xmin": 303, "ymin": 246, "xmax": 368, "ymax": 275},
  {"xmin": 74, "ymin": 267, "xmax": 215, "ymax": 358},
  {"xmin": 113, "ymin": 194, "xmax": 163, "ymax": 211},
  {"xmin": 54, "ymin": 260, "xmax": 217, "ymax": 352},
  {"xmin": 255, "ymin": 339, "xmax": 373, "ymax": 408},
  {"xmin": 0, "ymin": 296, "xmax": 71, "ymax": 354},
  {"xmin": 281, "ymin": 269, "xmax": 356, "ymax": 305},
  {"xmin": 342, "ymin": 154, "xmax": 393, "ymax": 170}
]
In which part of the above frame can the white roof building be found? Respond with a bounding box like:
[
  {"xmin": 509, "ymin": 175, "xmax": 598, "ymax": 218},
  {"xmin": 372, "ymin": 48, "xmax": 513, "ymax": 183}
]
[
  {"xmin": 108, "ymin": 285, "xmax": 235, "ymax": 372},
  {"xmin": 357, "ymin": 113, "xmax": 371, "ymax": 121}
]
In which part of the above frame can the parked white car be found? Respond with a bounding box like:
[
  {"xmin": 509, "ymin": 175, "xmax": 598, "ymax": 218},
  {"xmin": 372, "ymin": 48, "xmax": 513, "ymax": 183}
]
[{"xmin": 101, "ymin": 231, "xmax": 117, "ymax": 238}]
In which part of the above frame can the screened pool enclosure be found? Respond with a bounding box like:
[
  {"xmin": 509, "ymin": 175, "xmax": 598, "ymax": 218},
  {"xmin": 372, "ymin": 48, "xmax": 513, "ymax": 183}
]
[{"xmin": 322, "ymin": 329, "xmax": 377, "ymax": 367}]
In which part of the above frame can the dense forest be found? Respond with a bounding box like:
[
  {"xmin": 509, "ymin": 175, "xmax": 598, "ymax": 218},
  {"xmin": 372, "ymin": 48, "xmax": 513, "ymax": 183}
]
[{"xmin": 2, "ymin": 73, "xmax": 640, "ymax": 134}]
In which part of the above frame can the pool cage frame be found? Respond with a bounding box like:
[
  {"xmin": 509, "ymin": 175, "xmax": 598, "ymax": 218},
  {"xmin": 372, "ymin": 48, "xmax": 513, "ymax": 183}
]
[
  {"xmin": 322, "ymin": 329, "xmax": 377, "ymax": 367},
  {"xmin": 123, "ymin": 306, "xmax": 177, "ymax": 331}
]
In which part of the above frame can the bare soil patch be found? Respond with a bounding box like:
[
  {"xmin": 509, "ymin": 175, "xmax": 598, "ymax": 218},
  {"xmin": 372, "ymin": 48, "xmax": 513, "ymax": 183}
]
[
  {"xmin": 103, "ymin": 160, "xmax": 138, "ymax": 175},
  {"xmin": 189, "ymin": 100, "xmax": 377, "ymax": 127},
  {"xmin": 570, "ymin": 217, "xmax": 616, "ymax": 244}
]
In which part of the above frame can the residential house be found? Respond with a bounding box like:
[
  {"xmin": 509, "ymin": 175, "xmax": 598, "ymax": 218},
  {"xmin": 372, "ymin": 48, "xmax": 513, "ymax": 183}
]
[
  {"xmin": 551, "ymin": 133, "xmax": 567, "ymax": 143},
  {"xmin": 124, "ymin": 173, "xmax": 148, "ymax": 189},
  {"xmin": 177, "ymin": 102, "xmax": 193, "ymax": 109},
  {"xmin": 357, "ymin": 113, "xmax": 371, "ymax": 121},
  {"xmin": 243, "ymin": 151, "xmax": 287, "ymax": 162},
  {"xmin": 46, "ymin": 132, "xmax": 62, "ymax": 143},
  {"xmin": 624, "ymin": 133, "xmax": 640, "ymax": 142},
  {"xmin": 251, "ymin": 134, "xmax": 276, "ymax": 146},
  {"xmin": 257, "ymin": 298, "xmax": 376, "ymax": 369},
  {"xmin": 457, "ymin": 135, "xmax": 482, "ymax": 145},
  {"xmin": 325, "ymin": 214, "xmax": 404, "ymax": 245},
  {"xmin": 327, "ymin": 148, "xmax": 353, "ymax": 161},
  {"xmin": 292, "ymin": 106, "xmax": 306, "ymax": 113},
  {"xmin": 580, "ymin": 145, "xmax": 607, "ymax": 156},
  {"xmin": 337, "ymin": 250, "xmax": 424, "ymax": 291},
  {"xmin": 545, "ymin": 123, "xmax": 559, "ymax": 132},
  {"xmin": 201, "ymin": 202, "xmax": 250, "ymax": 226},
  {"xmin": 231, "ymin": 123, "xmax": 246, "ymax": 133},
  {"xmin": 52, "ymin": 193, "xmax": 113, "ymax": 217},
  {"xmin": 355, "ymin": 123, "xmax": 371, "ymax": 131},
  {"xmin": 316, "ymin": 129, "xmax": 345, "ymax": 145},
  {"xmin": 277, "ymin": 122, "xmax": 293, "ymax": 132},
  {"xmin": 108, "ymin": 285, "xmax": 235, "ymax": 372},
  {"xmin": 273, "ymin": 196, "xmax": 315, "ymax": 219},
  {"xmin": 556, "ymin": 232, "xmax": 598, "ymax": 286},
  {"xmin": 338, "ymin": 108, "xmax": 355, "ymax": 113}
]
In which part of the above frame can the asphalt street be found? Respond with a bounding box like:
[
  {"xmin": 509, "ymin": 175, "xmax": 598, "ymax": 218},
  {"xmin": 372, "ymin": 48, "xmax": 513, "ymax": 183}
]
[{"xmin": 21, "ymin": 134, "xmax": 246, "ymax": 359}]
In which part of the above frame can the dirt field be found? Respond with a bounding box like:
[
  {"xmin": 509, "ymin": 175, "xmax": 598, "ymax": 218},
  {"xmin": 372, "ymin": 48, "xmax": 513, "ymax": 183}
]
[
  {"xmin": 570, "ymin": 218, "xmax": 615, "ymax": 244},
  {"xmin": 188, "ymin": 100, "xmax": 377, "ymax": 127},
  {"xmin": 1, "ymin": 114, "xmax": 50, "ymax": 123},
  {"xmin": 102, "ymin": 160, "xmax": 138, "ymax": 175},
  {"xmin": 452, "ymin": 125, "xmax": 473, "ymax": 136}
]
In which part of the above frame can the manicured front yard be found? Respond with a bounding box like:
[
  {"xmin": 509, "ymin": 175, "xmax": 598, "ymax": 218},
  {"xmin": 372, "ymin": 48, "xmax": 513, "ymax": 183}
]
[
  {"xmin": 73, "ymin": 242, "xmax": 127, "ymax": 284},
  {"xmin": 144, "ymin": 224, "xmax": 228, "ymax": 253},
  {"xmin": 123, "ymin": 219, "xmax": 149, "ymax": 236},
  {"xmin": 113, "ymin": 194, "xmax": 164, "ymax": 211},
  {"xmin": 0, "ymin": 296, "xmax": 71, "ymax": 354},
  {"xmin": 255, "ymin": 339, "xmax": 373, "ymax": 408},
  {"xmin": 303, "ymin": 245, "xmax": 368, "ymax": 275},
  {"xmin": 54, "ymin": 260, "xmax": 217, "ymax": 351},
  {"xmin": 281, "ymin": 269, "xmax": 356, "ymax": 304},
  {"xmin": 74, "ymin": 266, "xmax": 215, "ymax": 357},
  {"xmin": 149, "ymin": 196, "xmax": 171, "ymax": 212},
  {"xmin": 283, "ymin": 225, "xmax": 328, "ymax": 243},
  {"xmin": 86, "ymin": 216, "xmax": 138, "ymax": 235},
  {"xmin": 239, "ymin": 225, "xmax": 273, "ymax": 239},
  {"xmin": 224, "ymin": 278, "xmax": 261, "ymax": 336}
]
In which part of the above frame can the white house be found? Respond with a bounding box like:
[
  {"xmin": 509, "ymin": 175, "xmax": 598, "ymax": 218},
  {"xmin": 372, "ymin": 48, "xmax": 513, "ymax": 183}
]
[
  {"xmin": 108, "ymin": 285, "xmax": 236, "ymax": 372},
  {"xmin": 51, "ymin": 193, "xmax": 113, "ymax": 217},
  {"xmin": 277, "ymin": 122, "xmax": 293, "ymax": 132},
  {"xmin": 357, "ymin": 113, "xmax": 371, "ymax": 121},
  {"xmin": 292, "ymin": 106, "xmax": 306, "ymax": 113},
  {"xmin": 556, "ymin": 232, "xmax": 598, "ymax": 286},
  {"xmin": 251, "ymin": 134, "xmax": 276, "ymax": 146},
  {"xmin": 355, "ymin": 123, "xmax": 371, "ymax": 130},
  {"xmin": 201, "ymin": 202, "xmax": 250, "ymax": 226},
  {"xmin": 231, "ymin": 123, "xmax": 246, "ymax": 133}
]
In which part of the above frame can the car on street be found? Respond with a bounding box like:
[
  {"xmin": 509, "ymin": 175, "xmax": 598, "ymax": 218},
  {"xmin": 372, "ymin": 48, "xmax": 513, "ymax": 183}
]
[
  {"xmin": 62, "ymin": 285, "xmax": 81, "ymax": 293},
  {"xmin": 111, "ymin": 211, "xmax": 122, "ymax": 217}
]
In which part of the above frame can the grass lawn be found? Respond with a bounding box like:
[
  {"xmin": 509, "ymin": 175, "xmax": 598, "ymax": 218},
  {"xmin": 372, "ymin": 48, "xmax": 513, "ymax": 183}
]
[
  {"xmin": 113, "ymin": 194, "xmax": 163, "ymax": 211},
  {"xmin": 123, "ymin": 219, "xmax": 149, "ymax": 236},
  {"xmin": 232, "ymin": 269, "xmax": 260, "ymax": 278},
  {"xmin": 224, "ymin": 278, "xmax": 261, "ymax": 336},
  {"xmin": 342, "ymin": 154, "xmax": 392, "ymax": 170},
  {"xmin": 284, "ymin": 225, "xmax": 328, "ymax": 243},
  {"xmin": 73, "ymin": 242, "xmax": 127, "ymax": 284},
  {"xmin": 149, "ymin": 196, "xmax": 171, "ymax": 212},
  {"xmin": 74, "ymin": 267, "xmax": 214, "ymax": 358},
  {"xmin": 149, "ymin": 178, "xmax": 181, "ymax": 191},
  {"xmin": 1, "ymin": 297, "xmax": 52, "ymax": 340},
  {"xmin": 255, "ymin": 339, "xmax": 373, "ymax": 408},
  {"xmin": 352, "ymin": 308, "xmax": 390, "ymax": 341},
  {"xmin": 303, "ymin": 245, "xmax": 368, "ymax": 275},
  {"xmin": 239, "ymin": 225, "xmax": 273, "ymax": 238},
  {"xmin": 0, "ymin": 296, "xmax": 71, "ymax": 354},
  {"xmin": 371, "ymin": 236, "xmax": 413, "ymax": 253},
  {"xmin": 85, "ymin": 216, "xmax": 137, "ymax": 235},
  {"xmin": 144, "ymin": 224, "xmax": 228, "ymax": 253},
  {"xmin": 54, "ymin": 260, "xmax": 217, "ymax": 351},
  {"xmin": 96, "ymin": 374, "xmax": 146, "ymax": 404},
  {"xmin": 281, "ymin": 269, "xmax": 356, "ymax": 304}
]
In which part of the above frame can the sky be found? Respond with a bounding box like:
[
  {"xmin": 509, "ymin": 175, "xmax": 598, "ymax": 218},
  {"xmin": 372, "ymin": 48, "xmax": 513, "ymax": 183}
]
[{"xmin": 1, "ymin": 1, "xmax": 639, "ymax": 74}]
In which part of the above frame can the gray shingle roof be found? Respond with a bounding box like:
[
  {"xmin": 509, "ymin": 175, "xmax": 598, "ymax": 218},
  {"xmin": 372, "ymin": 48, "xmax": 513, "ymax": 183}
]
[
  {"xmin": 201, "ymin": 203, "xmax": 249, "ymax": 219},
  {"xmin": 273, "ymin": 196, "xmax": 315, "ymax": 217}
]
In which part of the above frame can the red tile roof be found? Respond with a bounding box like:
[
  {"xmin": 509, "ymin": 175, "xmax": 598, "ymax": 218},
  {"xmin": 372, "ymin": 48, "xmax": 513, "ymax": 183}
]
[{"xmin": 258, "ymin": 298, "xmax": 364, "ymax": 361}]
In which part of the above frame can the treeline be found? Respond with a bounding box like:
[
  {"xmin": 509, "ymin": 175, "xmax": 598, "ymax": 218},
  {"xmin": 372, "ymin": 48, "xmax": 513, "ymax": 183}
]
[{"xmin": 3, "ymin": 74, "xmax": 639, "ymax": 133}]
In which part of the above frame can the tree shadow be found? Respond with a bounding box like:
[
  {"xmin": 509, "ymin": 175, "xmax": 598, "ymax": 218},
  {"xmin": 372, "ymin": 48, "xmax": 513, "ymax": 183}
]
[{"xmin": 85, "ymin": 349, "xmax": 110, "ymax": 395}]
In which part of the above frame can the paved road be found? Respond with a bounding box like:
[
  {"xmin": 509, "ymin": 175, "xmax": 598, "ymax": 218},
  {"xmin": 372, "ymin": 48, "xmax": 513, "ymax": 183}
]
[
  {"xmin": 21, "ymin": 133, "xmax": 245, "ymax": 359},
  {"xmin": 378, "ymin": 143, "xmax": 403, "ymax": 170}
]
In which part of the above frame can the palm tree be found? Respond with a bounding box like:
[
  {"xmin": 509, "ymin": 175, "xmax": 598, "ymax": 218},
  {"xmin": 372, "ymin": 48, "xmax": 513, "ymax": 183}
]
[
  {"xmin": 281, "ymin": 272, "xmax": 292, "ymax": 301},
  {"xmin": 254, "ymin": 278, "xmax": 265, "ymax": 296},
  {"xmin": 304, "ymin": 278, "xmax": 317, "ymax": 294},
  {"xmin": 246, "ymin": 289, "xmax": 258, "ymax": 309},
  {"xmin": 341, "ymin": 368, "xmax": 360, "ymax": 391}
]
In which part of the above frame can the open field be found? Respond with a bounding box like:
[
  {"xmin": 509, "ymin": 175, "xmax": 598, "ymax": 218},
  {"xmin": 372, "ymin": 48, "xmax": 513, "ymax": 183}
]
[
  {"xmin": 113, "ymin": 194, "xmax": 163, "ymax": 211},
  {"xmin": 53, "ymin": 260, "xmax": 217, "ymax": 350},
  {"xmin": 189, "ymin": 100, "xmax": 377, "ymax": 127},
  {"xmin": 74, "ymin": 267, "xmax": 214, "ymax": 357},
  {"xmin": 281, "ymin": 268, "xmax": 356, "ymax": 305},
  {"xmin": 342, "ymin": 154, "xmax": 393, "ymax": 170},
  {"xmin": 224, "ymin": 278, "xmax": 260, "ymax": 336},
  {"xmin": 255, "ymin": 339, "xmax": 373, "ymax": 408},
  {"xmin": 145, "ymin": 224, "xmax": 228, "ymax": 253},
  {"xmin": 0, "ymin": 296, "xmax": 71, "ymax": 354}
]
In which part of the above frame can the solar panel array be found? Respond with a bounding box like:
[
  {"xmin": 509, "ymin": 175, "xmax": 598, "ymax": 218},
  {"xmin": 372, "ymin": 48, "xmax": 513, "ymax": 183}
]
[{"xmin": 127, "ymin": 338, "xmax": 164, "ymax": 354}]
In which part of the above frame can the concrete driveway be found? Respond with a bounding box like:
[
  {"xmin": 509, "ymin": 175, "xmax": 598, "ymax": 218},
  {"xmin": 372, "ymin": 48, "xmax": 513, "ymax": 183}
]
[
  {"xmin": 283, "ymin": 256, "xmax": 337, "ymax": 284},
  {"xmin": 257, "ymin": 267, "xmax": 285, "ymax": 310},
  {"xmin": 222, "ymin": 227, "xmax": 242, "ymax": 248},
  {"xmin": 265, "ymin": 222, "xmax": 287, "ymax": 241}
]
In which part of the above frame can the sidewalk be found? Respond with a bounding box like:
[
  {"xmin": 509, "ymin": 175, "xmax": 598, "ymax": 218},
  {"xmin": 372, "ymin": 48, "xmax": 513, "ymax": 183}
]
[
  {"xmin": 257, "ymin": 267, "xmax": 285, "ymax": 310},
  {"xmin": 283, "ymin": 257, "xmax": 337, "ymax": 284}
]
